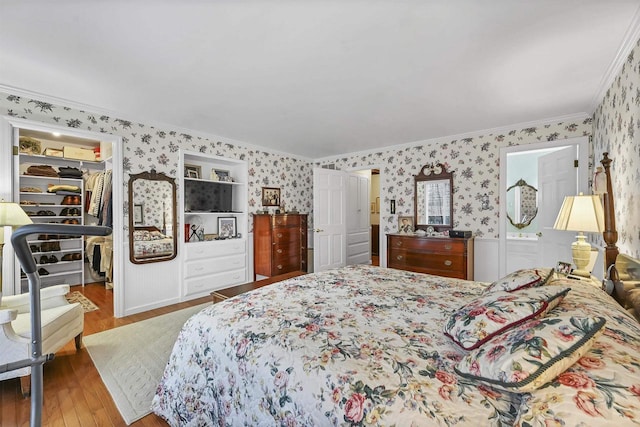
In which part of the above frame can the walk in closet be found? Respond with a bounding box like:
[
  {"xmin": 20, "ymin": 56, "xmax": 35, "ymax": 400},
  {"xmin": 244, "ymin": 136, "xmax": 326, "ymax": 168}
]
[{"xmin": 13, "ymin": 129, "xmax": 114, "ymax": 292}]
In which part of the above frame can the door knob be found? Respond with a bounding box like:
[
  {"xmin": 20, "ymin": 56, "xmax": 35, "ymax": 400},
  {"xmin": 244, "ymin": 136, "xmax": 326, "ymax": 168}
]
[
  {"xmin": 314, "ymin": 228, "xmax": 324, "ymax": 232},
  {"xmin": 536, "ymin": 232, "xmax": 543, "ymax": 237}
]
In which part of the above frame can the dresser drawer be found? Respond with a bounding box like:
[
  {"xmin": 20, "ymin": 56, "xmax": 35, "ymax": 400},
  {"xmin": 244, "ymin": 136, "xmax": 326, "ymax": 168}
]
[
  {"xmin": 271, "ymin": 258, "xmax": 301, "ymax": 275},
  {"xmin": 185, "ymin": 239, "xmax": 246, "ymax": 261},
  {"xmin": 185, "ymin": 253, "xmax": 246, "ymax": 279},
  {"xmin": 389, "ymin": 236, "xmax": 465, "ymax": 254},
  {"xmin": 273, "ymin": 229, "xmax": 301, "ymax": 245},
  {"xmin": 272, "ymin": 215, "xmax": 301, "ymax": 228},
  {"xmin": 185, "ymin": 268, "xmax": 246, "ymax": 296}
]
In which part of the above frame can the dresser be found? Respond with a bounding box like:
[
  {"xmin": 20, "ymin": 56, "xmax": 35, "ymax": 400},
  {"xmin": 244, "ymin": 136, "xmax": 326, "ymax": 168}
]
[
  {"xmin": 387, "ymin": 234, "xmax": 474, "ymax": 280},
  {"xmin": 253, "ymin": 213, "xmax": 308, "ymax": 279}
]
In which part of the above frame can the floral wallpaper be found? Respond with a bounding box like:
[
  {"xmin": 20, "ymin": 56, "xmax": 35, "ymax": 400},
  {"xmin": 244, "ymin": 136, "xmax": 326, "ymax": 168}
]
[
  {"xmin": 592, "ymin": 38, "xmax": 640, "ymax": 260},
  {"xmin": 0, "ymin": 92, "xmax": 314, "ymax": 236},
  {"xmin": 316, "ymin": 121, "xmax": 592, "ymax": 239}
]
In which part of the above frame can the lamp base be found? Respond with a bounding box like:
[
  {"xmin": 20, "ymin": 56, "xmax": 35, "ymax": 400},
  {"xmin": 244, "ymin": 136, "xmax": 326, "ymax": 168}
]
[{"xmin": 571, "ymin": 233, "xmax": 591, "ymax": 278}]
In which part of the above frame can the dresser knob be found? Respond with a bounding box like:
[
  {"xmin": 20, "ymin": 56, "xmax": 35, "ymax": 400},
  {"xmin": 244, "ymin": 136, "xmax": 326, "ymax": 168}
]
[
  {"xmin": 277, "ymin": 264, "xmax": 283, "ymax": 270},
  {"xmin": 396, "ymin": 255, "xmax": 403, "ymax": 260},
  {"xmin": 277, "ymin": 249, "xmax": 282, "ymax": 254},
  {"xmin": 444, "ymin": 260, "xmax": 452, "ymax": 266},
  {"xmin": 396, "ymin": 241, "xmax": 403, "ymax": 247},
  {"xmin": 277, "ymin": 233, "xmax": 283, "ymax": 238},
  {"xmin": 444, "ymin": 244, "xmax": 452, "ymax": 250}
]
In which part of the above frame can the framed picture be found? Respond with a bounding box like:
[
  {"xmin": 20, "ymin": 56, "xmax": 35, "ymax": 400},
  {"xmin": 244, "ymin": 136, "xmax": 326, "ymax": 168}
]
[
  {"xmin": 398, "ymin": 215, "xmax": 414, "ymax": 234},
  {"xmin": 184, "ymin": 164, "xmax": 201, "ymax": 179},
  {"xmin": 556, "ymin": 261, "xmax": 573, "ymax": 276},
  {"xmin": 133, "ymin": 204, "xmax": 143, "ymax": 225},
  {"xmin": 370, "ymin": 202, "xmax": 375, "ymax": 214},
  {"xmin": 262, "ymin": 187, "xmax": 281, "ymax": 207},
  {"xmin": 211, "ymin": 169, "xmax": 232, "ymax": 182},
  {"xmin": 218, "ymin": 217, "xmax": 237, "ymax": 238}
]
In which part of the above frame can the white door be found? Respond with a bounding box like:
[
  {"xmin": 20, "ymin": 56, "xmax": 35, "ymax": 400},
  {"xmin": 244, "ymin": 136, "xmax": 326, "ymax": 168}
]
[
  {"xmin": 313, "ymin": 168, "xmax": 347, "ymax": 272},
  {"xmin": 346, "ymin": 172, "xmax": 371, "ymax": 265},
  {"xmin": 538, "ymin": 146, "xmax": 579, "ymax": 267}
]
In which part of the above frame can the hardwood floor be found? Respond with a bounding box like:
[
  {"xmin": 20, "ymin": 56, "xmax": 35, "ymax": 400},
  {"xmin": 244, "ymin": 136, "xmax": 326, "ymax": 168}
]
[{"xmin": 0, "ymin": 283, "xmax": 210, "ymax": 427}]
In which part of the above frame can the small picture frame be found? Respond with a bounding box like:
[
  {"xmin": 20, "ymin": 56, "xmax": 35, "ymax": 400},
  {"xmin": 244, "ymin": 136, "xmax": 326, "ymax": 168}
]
[
  {"xmin": 262, "ymin": 187, "xmax": 281, "ymax": 207},
  {"xmin": 184, "ymin": 164, "xmax": 201, "ymax": 179},
  {"xmin": 218, "ymin": 217, "xmax": 237, "ymax": 238},
  {"xmin": 556, "ymin": 261, "xmax": 573, "ymax": 276},
  {"xmin": 133, "ymin": 204, "xmax": 144, "ymax": 225},
  {"xmin": 398, "ymin": 216, "xmax": 414, "ymax": 234}
]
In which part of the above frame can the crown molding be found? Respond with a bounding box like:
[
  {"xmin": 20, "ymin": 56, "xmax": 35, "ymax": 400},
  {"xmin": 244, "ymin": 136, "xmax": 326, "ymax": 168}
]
[
  {"xmin": 313, "ymin": 112, "xmax": 591, "ymax": 164},
  {"xmin": 0, "ymin": 84, "xmax": 313, "ymax": 163},
  {"xmin": 588, "ymin": 6, "xmax": 640, "ymax": 113}
]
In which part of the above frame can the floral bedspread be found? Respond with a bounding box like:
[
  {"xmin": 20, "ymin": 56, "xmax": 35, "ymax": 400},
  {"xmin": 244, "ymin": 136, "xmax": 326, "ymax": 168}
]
[{"xmin": 151, "ymin": 265, "xmax": 640, "ymax": 426}]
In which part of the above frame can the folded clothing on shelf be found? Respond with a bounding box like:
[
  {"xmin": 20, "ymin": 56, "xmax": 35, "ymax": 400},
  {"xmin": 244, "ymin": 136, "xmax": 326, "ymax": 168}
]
[
  {"xmin": 20, "ymin": 186, "xmax": 43, "ymax": 193},
  {"xmin": 58, "ymin": 166, "xmax": 83, "ymax": 178},
  {"xmin": 25, "ymin": 165, "xmax": 58, "ymax": 177},
  {"xmin": 47, "ymin": 184, "xmax": 81, "ymax": 193}
]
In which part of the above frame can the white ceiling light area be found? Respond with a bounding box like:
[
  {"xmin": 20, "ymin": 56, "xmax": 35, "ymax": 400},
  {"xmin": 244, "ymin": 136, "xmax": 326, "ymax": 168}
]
[{"xmin": 1, "ymin": 0, "xmax": 638, "ymax": 158}]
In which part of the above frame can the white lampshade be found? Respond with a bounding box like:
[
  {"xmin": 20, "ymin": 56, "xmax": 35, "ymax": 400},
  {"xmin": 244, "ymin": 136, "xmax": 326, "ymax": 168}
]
[
  {"xmin": 553, "ymin": 194, "xmax": 604, "ymax": 277},
  {"xmin": 553, "ymin": 194, "xmax": 604, "ymax": 233},
  {"xmin": 0, "ymin": 200, "xmax": 33, "ymax": 227}
]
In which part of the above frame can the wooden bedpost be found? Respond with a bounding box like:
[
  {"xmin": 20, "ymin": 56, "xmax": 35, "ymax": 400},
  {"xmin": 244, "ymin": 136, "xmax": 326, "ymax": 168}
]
[{"xmin": 601, "ymin": 152, "xmax": 619, "ymax": 281}]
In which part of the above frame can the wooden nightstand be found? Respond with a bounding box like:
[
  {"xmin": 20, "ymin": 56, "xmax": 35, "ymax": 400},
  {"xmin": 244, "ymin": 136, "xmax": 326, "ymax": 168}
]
[{"xmin": 211, "ymin": 270, "xmax": 305, "ymax": 303}]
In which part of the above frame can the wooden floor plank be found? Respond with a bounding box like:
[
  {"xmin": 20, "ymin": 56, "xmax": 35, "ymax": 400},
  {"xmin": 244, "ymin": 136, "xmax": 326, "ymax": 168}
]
[{"xmin": 1, "ymin": 283, "xmax": 209, "ymax": 426}]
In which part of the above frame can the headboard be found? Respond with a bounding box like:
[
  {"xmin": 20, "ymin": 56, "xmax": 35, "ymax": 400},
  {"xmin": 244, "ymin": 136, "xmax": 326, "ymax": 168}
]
[{"xmin": 601, "ymin": 153, "xmax": 640, "ymax": 320}]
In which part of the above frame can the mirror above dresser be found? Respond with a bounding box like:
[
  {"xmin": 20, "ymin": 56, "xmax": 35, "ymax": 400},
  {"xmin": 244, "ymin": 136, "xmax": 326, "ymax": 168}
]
[{"xmin": 414, "ymin": 163, "xmax": 454, "ymax": 232}]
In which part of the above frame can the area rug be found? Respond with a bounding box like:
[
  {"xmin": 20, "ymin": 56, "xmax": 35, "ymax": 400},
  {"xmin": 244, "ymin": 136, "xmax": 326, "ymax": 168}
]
[
  {"xmin": 65, "ymin": 291, "xmax": 99, "ymax": 312},
  {"xmin": 84, "ymin": 303, "xmax": 209, "ymax": 425}
]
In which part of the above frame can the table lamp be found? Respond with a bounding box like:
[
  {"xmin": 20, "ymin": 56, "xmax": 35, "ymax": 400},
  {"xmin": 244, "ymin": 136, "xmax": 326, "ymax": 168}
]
[
  {"xmin": 0, "ymin": 200, "xmax": 33, "ymax": 292},
  {"xmin": 553, "ymin": 193, "xmax": 604, "ymax": 277}
]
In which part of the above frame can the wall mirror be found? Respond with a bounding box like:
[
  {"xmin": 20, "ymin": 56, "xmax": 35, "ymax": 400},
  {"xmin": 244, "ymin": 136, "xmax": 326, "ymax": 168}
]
[
  {"xmin": 506, "ymin": 178, "xmax": 538, "ymax": 229},
  {"xmin": 415, "ymin": 163, "xmax": 454, "ymax": 231},
  {"xmin": 128, "ymin": 170, "xmax": 177, "ymax": 264}
]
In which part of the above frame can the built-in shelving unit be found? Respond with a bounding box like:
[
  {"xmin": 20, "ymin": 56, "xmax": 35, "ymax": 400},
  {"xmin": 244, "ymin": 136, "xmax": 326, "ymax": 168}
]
[
  {"xmin": 14, "ymin": 131, "xmax": 106, "ymax": 292},
  {"xmin": 179, "ymin": 150, "xmax": 249, "ymax": 298}
]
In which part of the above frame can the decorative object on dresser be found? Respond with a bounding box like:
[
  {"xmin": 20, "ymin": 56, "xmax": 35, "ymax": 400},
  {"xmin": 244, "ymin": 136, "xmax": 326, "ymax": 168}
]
[
  {"xmin": 253, "ymin": 213, "xmax": 308, "ymax": 279},
  {"xmin": 387, "ymin": 233, "xmax": 474, "ymax": 280},
  {"xmin": 414, "ymin": 162, "xmax": 453, "ymax": 232},
  {"xmin": 261, "ymin": 187, "xmax": 281, "ymax": 207}
]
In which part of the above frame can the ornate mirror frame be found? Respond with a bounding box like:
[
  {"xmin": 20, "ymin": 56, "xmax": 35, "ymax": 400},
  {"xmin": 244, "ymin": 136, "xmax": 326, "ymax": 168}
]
[
  {"xmin": 505, "ymin": 178, "xmax": 538, "ymax": 229},
  {"xmin": 414, "ymin": 163, "xmax": 454, "ymax": 232},
  {"xmin": 128, "ymin": 170, "xmax": 178, "ymax": 264}
]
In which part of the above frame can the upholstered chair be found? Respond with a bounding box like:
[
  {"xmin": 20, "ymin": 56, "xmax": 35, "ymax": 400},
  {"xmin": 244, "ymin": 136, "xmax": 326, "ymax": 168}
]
[{"xmin": 0, "ymin": 284, "xmax": 83, "ymax": 396}]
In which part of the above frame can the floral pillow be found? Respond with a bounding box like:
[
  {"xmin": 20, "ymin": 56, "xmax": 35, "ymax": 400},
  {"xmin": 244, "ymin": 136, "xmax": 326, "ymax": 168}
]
[
  {"xmin": 444, "ymin": 285, "xmax": 570, "ymax": 350},
  {"xmin": 484, "ymin": 268, "xmax": 555, "ymax": 293},
  {"xmin": 454, "ymin": 315, "xmax": 606, "ymax": 392}
]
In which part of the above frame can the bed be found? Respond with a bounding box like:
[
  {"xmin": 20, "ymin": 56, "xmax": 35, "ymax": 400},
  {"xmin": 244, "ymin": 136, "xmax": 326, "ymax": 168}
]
[
  {"xmin": 131, "ymin": 226, "xmax": 174, "ymax": 259},
  {"xmin": 152, "ymin": 154, "xmax": 640, "ymax": 426}
]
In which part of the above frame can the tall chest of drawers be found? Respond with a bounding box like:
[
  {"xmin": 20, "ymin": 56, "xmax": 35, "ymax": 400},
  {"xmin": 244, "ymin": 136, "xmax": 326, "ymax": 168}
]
[
  {"xmin": 387, "ymin": 234, "xmax": 474, "ymax": 280},
  {"xmin": 253, "ymin": 213, "xmax": 308, "ymax": 279}
]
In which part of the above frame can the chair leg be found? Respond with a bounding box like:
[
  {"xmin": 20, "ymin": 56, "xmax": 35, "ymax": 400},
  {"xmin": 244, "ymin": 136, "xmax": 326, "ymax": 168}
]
[
  {"xmin": 75, "ymin": 332, "xmax": 83, "ymax": 350},
  {"xmin": 20, "ymin": 375, "xmax": 31, "ymax": 398}
]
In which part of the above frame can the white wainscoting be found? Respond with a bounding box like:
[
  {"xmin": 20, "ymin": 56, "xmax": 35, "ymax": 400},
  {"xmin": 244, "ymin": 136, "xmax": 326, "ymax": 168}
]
[{"xmin": 474, "ymin": 238, "xmax": 500, "ymax": 282}]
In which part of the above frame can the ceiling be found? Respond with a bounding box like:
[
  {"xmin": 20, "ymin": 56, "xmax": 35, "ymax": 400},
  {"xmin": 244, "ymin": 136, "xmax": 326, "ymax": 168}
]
[{"xmin": 1, "ymin": 1, "xmax": 639, "ymax": 159}]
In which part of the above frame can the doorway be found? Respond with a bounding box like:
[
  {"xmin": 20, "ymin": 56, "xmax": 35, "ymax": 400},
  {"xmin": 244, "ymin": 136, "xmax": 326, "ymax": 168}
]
[
  {"xmin": 0, "ymin": 116, "xmax": 124, "ymax": 317},
  {"xmin": 312, "ymin": 166, "xmax": 383, "ymax": 272},
  {"xmin": 498, "ymin": 137, "xmax": 589, "ymax": 277}
]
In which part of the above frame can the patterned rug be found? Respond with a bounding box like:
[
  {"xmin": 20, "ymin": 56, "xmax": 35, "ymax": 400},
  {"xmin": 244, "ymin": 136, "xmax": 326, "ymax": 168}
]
[
  {"xmin": 84, "ymin": 303, "xmax": 209, "ymax": 424},
  {"xmin": 65, "ymin": 291, "xmax": 100, "ymax": 312}
]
